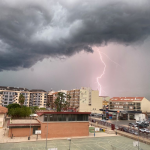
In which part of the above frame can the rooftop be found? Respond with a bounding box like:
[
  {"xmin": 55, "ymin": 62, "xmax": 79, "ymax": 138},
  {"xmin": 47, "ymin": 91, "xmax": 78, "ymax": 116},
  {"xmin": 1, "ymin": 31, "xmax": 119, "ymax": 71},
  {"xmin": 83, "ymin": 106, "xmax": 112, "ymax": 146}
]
[
  {"xmin": 7, "ymin": 119, "xmax": 40, "ymax": 127},
  {"xmin": 10, "ymin": 119, "xmax": 39, "ymax": 124},
  {"xmin": 36, "ymin": 111, "xmax": 91, "ymax": 116},
  {"xmin": 30, "ymin": 89, "xmax": 46, "ymax": 92},
  {"xmin": 0, "ymin": 106, "xmax": 8, "ymax": 114},
  {"xmin": 0, "ymin": 86, "xmax": 29, "ymax": 91}
]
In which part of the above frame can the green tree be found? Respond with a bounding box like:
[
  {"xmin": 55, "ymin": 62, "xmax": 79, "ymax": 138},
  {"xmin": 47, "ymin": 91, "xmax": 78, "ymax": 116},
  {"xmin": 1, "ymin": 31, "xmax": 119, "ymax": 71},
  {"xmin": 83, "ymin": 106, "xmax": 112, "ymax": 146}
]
[
  {"xmin": 9, "ymin": 106, "xmax": 31, "ymax": 118},
  {"xmin": 19, "ymin": 94, "xmax": 25, "ymax": 107},
  {"xmin": 29, "ymin": 106, "xmax": 39, "ymax": 113},
  {"xmin": 6, "ymin": 103, "xmax": 21, "ymax": 110},
  {"xmin": 46, "ymin": 102, "xmax": 50, "ymax": 107},
  {"xmin": 7, "ymin": 103, "xmax": 21, "ymax": 116},
  {"xmin": 54, "ymin": 92, "xmax": 71, "ymax": 112}
]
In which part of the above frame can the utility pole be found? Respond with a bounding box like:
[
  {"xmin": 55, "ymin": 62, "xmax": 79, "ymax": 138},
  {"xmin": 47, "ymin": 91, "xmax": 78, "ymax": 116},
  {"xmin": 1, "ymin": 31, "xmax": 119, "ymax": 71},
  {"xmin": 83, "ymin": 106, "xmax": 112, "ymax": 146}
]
[{"xmin": 46, "ymin": 121, "xmax": 48, "ymax": 150}]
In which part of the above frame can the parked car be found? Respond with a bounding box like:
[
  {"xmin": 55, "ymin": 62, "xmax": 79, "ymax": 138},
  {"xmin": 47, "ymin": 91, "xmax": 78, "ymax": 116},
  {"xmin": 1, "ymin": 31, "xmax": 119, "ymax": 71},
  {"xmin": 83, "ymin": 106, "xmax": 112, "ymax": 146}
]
[
  {"xmin": 136, "ymin": 120, "xmax": 142, "ymax": 124},
  {"xmin": 129, "ymin": 123, "xmax": 134, "ymax": 126},
  {"xmin": 122, "ymin": 127, "xmax": 128, "ymax": 132},
  {"xmin": 143, "ymin": 120, "xmax": 149, "ymax": 124},
  {"xmin": 145, "ymin": 130, "xmax": 150, "ymax": 134},
  {"xmin": 132, "ymin": 123, "xmax": 138, "ymax": 128},
  {"xmin": 96, "ymin": 114, "xmax": 103, "ymax": 118},
  {"xmin": 134, "ymin": 131, "xmax": 139, "ymax": 135},
  {"xmin": 138, "ymin": 123, "xmax": 149, "ymax": 128},
  {"xmin": 129, "ymin": 129, "xmax": 135, "ymax": 134},
  {"xmin": 101, "ymin": 119, "xmax": 107, "ymax": 122},
  {"xmin": 139, "ymin": 128, "xmax": 148, "ymax": 132}
]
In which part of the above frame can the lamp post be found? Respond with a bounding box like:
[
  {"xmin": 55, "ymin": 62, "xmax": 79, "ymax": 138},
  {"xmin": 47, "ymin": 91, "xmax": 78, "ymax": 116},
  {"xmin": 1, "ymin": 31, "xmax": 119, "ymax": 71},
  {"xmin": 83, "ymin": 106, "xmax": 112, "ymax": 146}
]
[
  {"xmin": 29, "ymin": 113, "xmax": 38, "ymax": 140},
  {"xmin": 67, "ymin": 138, "xmax": 71, "ymax": 150},
  {"xmin": 46, "ymin": 115, "xmax": 52, "ymax": 150}
]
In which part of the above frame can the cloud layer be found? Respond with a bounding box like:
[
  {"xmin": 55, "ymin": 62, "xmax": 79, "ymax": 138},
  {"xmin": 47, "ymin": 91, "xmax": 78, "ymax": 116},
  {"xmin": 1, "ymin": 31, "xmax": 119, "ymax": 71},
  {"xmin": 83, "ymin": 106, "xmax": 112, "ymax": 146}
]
[{"xmin": 0, "ymin": 0, "xmax": 150, "ymax": 71}]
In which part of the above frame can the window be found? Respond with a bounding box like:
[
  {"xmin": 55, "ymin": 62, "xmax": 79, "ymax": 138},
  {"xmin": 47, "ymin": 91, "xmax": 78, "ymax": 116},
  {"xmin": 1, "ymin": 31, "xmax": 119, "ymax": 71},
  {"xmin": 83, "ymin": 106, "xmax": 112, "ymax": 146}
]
[
  {"xmin": 44, "ymin": 115, "xmax": 48, "ymax": 121},
  {"xmin": 44, "ymin": 114, "xmax": 88, "ymax": 122},
  {"xmin": 77, "ymin": 115, "xmax": 83, "ymax": 121}
]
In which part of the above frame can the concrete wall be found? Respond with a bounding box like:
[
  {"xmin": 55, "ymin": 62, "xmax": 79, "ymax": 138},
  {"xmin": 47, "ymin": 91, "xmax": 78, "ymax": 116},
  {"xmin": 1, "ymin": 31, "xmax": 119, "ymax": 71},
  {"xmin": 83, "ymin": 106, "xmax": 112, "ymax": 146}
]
[
  {"xmin": 0, "ymin": 114, "xmax": 4, "ymax": 128},
  {"xmin": 141, "ymin": 98, "xmax": 150, "ymax": 112},
  {"xmin": 40, "ymin": 122, "xmax": 89, "ymax": 138}
]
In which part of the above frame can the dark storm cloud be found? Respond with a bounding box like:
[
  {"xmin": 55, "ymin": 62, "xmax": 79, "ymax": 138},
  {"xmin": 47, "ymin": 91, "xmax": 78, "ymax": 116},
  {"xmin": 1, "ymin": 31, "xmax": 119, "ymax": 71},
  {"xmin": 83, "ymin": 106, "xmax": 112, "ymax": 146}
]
[{"xmin": 0, "ymin": 0, "xmax": 150, "ymax": 71}]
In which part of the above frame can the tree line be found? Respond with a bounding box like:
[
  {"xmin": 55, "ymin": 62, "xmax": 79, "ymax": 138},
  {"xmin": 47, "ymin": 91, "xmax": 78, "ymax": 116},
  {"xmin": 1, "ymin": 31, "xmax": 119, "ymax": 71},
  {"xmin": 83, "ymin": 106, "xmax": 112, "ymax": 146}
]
[{"xmin": 6, "ymin": 92, "xmax": 71, "ymax": 118}]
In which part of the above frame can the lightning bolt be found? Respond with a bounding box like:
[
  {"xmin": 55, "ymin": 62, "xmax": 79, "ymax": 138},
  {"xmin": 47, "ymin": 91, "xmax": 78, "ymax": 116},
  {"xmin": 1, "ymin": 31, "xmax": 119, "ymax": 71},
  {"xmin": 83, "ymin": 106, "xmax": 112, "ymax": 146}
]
[
  {"xmin": 96, "ymin": 49, "xmax": 120, "ymax": 96},
  {"xmin": 96, "ymin": 50, "xmax": 106, "ymax": 96}
]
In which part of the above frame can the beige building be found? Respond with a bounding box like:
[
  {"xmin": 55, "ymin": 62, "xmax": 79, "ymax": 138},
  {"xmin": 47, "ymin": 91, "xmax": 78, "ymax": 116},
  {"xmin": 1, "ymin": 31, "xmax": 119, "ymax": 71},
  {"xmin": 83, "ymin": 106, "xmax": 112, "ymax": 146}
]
[
  {"xmin": 29, "ymin": 89, "xmax": 47, "ymax": 108},
  {"xmin": 109, "ymin": 97, "xmax": 150, "ymax": 120},
  {"xmin": 0, "ymin": 106, "xmax": 8, "ymax": 128},
  {"xmin": 79, "ymin": 87, "xmax": 104, "ymax": 113},
  {"xmin": 0, "ymin": 86, "xmax": 30, "ymax": 107}
]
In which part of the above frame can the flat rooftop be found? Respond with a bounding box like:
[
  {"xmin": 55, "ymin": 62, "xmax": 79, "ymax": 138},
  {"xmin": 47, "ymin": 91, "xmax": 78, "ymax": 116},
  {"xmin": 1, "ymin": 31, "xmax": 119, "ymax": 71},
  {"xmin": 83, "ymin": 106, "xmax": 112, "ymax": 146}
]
[
  {"xmin": 8, "ymin": 119, "xmax": 40, "ymax": 127},
  {"xmin": 36, "ymin": 111, "xmax": 91, "ymax": 116},
  {"xmin": 10, "ymin": 119, "xmax": 39, "ymax": 124}
]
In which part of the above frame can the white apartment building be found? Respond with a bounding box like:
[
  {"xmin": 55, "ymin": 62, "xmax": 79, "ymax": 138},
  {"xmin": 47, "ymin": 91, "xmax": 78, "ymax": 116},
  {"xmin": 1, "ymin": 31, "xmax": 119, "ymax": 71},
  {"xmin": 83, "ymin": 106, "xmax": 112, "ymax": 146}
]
[
  {"xmin": 29, "ymin": 89, "xmax": 47, "ymax": 108},
  {"xmin": 0, "ymin": 86, "xmax": 30, "ymax": 107}
]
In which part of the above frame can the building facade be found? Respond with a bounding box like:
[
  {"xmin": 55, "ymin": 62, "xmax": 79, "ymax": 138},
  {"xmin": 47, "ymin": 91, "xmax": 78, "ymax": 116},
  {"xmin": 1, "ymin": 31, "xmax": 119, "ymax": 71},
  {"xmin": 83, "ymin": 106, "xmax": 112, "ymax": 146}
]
[
  {"xmin": 8, "ymin": 112, "xmax": 90, "ymax": 138},
  {"xmin": 79, "ymin": 88, "xmax": 104, "ymax": 113},
  {"xmin": 37, "ymin": 112, "xmax": 90, "ymax": 138},
  {"xmin": 0, "ymin": 86, "xmax": 30, "ymax": 107},
  {"xmin": 109, "ymin": 97, "xmax": 150, "ymax": 120},
  {"xmin": 0, "ymin": 106, "xmax": 8, "ymax": 128},
  {"xmin": 67, "ymin": 89, "xmax": 80, "ymax": 111},
  {"xmin": 29, "ymin": 89, "xmax": 47, "ymax": 108}
]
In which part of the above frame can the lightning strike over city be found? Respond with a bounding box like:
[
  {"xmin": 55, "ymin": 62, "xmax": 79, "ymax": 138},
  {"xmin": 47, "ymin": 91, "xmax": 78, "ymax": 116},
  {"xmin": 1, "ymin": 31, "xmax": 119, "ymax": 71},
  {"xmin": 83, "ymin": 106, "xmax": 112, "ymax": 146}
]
[
  {"xmin": 96, "ymin": 49, "xmax": 121, "ymax": 96},
  {"xmin": 96, "ymin": 49, "xmax": 106, "ymax": 96}
]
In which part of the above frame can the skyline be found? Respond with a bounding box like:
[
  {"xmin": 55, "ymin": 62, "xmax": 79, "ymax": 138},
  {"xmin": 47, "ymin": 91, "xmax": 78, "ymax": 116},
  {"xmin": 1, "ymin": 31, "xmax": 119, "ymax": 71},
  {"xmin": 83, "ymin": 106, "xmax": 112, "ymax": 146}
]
[{"xmin": 0, "ymin": 1, "xmax": 150, "ymax": 99}]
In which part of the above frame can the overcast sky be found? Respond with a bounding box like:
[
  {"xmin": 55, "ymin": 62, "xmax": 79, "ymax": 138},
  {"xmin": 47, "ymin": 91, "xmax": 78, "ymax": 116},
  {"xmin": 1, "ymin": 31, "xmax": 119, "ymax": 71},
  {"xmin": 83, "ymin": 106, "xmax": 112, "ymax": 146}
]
[{"xmin": 0, "ymin": 0, "xmax": 150, "ymax": 99}]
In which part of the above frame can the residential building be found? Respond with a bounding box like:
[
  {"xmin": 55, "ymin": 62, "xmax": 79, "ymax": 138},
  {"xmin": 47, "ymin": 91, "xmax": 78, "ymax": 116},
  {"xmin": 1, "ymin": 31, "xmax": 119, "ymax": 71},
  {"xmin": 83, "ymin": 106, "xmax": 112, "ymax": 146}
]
[
  {"xmin": 47, "ymin": 91, "xmax": 58, "ymax": 109},
  {"xmin": 79, "ymin": 87, "xmax": 92, "ymax": 112},
  {"xmin": 8, "ymin": 111, "xmax": 90, "ymax": 138},
  {"xmin": 29, "ymin": 89, "xmax": 47, "ymax": 108},
  {"xmin": 91, "ymin": 90, "xmax": 103, "ymax": 113},
  {"xmin": 67, "ymin": 89, "xmax": 80, "ymax": 111},
  {"xmin": 0, "ymin": 106, "xmax": 8, "ymax": 128},
  {"xmin": 109, "ymin": 97, "xmax": 150, "ymax": 120},
  {"xmin": 79, "ymin": 88, "xmax": 104, "ymax": 113},
  {"xmin": 0, "ymin": 86, "xmax": 30, "ymax": 107}
]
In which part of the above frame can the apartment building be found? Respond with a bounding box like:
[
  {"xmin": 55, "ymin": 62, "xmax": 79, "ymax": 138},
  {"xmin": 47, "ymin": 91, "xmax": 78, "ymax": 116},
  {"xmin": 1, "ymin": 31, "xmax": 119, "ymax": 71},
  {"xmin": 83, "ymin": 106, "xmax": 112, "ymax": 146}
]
[
  {"xmin": 47, "ymin": 91, "xmax": 58, "ymax": 109},
  {"xmin": 109, "ymin": 97, "xmax": 150, "ymax": 120},
  {"xmin": 91, "ymin": 90, "xmax": 103, "ymax": 113},
  {"xmin": 67, "ymin": 89, "xmax": 80, "ymax": 111},
  {"xmin": 29, "ymin": 89, "xmax": 47, "ymax": 108},
  {"xmin": 0, "ymin": 86, "xmax": 30, "ymax": 107},
  {"xmin": 79, "ymin": 88, "xmax": 104, "ymax": 113},
  {"xmin": 79, "ymin": 87, "xmax": 92, "ymax": 112}
]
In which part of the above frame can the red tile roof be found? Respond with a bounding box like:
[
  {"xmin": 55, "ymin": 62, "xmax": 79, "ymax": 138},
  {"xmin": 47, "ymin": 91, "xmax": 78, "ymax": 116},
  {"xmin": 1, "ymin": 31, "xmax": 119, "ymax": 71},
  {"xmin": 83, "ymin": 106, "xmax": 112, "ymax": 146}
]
[
  {"xmin": 110, "ymin": 97, "xmax": 144, "ymax": 102},
  {"xmin": 0, "ymin": 106, "xmax": 8, "ymax": 114}
]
